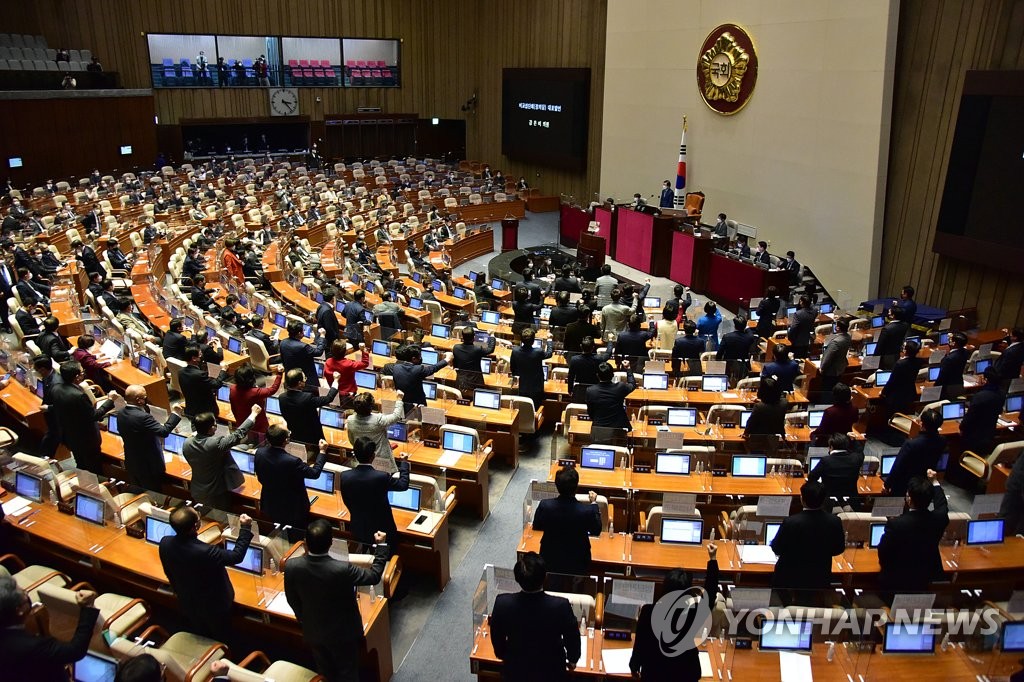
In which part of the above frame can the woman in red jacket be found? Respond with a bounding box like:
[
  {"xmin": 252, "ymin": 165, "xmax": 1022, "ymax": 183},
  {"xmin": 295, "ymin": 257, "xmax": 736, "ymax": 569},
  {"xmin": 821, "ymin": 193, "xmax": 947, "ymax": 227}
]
[
  {"xmin": 229, "ymin": 362, "xmax": 282, "ymax": 444},
  {"xmin": 324, "ymin": 339, "xmax": 370, "ymax": 409}
]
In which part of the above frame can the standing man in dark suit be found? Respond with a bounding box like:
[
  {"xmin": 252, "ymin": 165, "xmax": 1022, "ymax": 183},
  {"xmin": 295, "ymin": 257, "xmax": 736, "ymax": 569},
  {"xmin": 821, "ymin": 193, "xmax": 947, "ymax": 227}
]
[
  {"xmin": 807, "ymin": 433, "xmax": 865, "ymax": 506},
  {"xmin": 995, "ymin": 327, "xmax": 1024, "ymax": 388},
  {"xmin": 340, "ymin": 436, "xmax": 411, "ymax": 547},
  {"xmin": 533, "ymin": 466, "xmax": 602, "ymax": 577},
  {"xmin": 616, "ymin": 314, "xmax": 655, "ymax": 372},
  {"xmin": 510, "ymin": 327, "xmax": 553, "ymax": 408},
  {"xmin": 770, "ymin": 481, "xmax": 845, "ymax": 597},
  {"xmin": 787, "ymin": 295, "xmax": 817, "ymax": 359},
  {"xmin": 51, "ymin": 361, "xmax": 117, "ymax": 474},
  {"xmin": 279, "ymin": 368, "xmax": 339, "ymax": 447},
  {"xmin": 71, "ymin": 239, "xmax": 106, "ymax": 279},
  {"xmin": 255, "ymin": 425, "xmax": 328, "ymax": 540},
  {"xmin": 391, "ymin": 344, "xmax": 451, "ymax": 414},
  {"xmin": 0, "ymin": 577, "xmax": 99, "ymax": 682},
  {"xmin": 116, "ymin": 385, "xmax": 183, "ymax": 492},
  {"xmin": 671, "ymin": 320, "xmax": 704, "ymax": 376},
  {"xmin": 884, "ymin": 408, "xmax": 945, "ymax": 497},
  {"xmin": 179, "ymin": 344, "xmax": 228, "ymax": 418},
  {"xmin": 161, "ymin": 318, "xmax": 189, "ymax": 361},
  {"xmin": 874, "ymin": 307, "xmax": 909, "ymax": 370},
  {"xmin": 877, "ymin": 470, "xmax": 949, "ymax": 594},
  {"xmin": 716, "ymin": 316, "xmax": 758, "ymax": 385},
  {"xmin": 453, "ymin": 326, "xmax": 496, "ymax": 396},
  {"xmin": 32, "ymin": 355, "xmax": 62, "ymax": 457},
  {"xmin": 548, "ymin": 291, "xmax": 580, "ymax": 328},
  {"xmin": 895, "ymin": 285, "xmax": 917, "ymax": 322},
  {"xmin": 658, "ymin": 180, "xmax": 674, "ymax": 208},
  {"xmin": 159, "ymin": 507, "xmax": 254, "ymax": 641},
  {"xmin": 880, "ymin": 339, "xmax": 923, "ymax": 419},
  {"xmin": 935, "ymin": 332, "xmax": 969, "ymax": 399},
  {"xmin": 284, "ymin": 519, "xmax": 390, "ymax": 682},
  {"xmin": 586, "ymin": 360, "xmax": 636, "ymax": 429},
  {"xmin": 315, "ymin": 287, "xmax": 342, "ymax": 350},
  {"xmin": 818, "ymin": 318, "xmax": 852, "ymax": 396},
  {"xmin": 562, "ymin": 308, "xmax": 600, "ymax": 353},
  {"xmin": 182, "ymin": 409, "xmax": 258, "ymax": 511},
  {"xmin": 566, "ymin": 336, "xmax": 609, "ymax": 400},
  {"xmin": 630, "ymin": 544, "xmax": 719, "ymax": 682},
  {"xmin": 959, "ymin": 367, "xmax": 1005, "ymax": 456},
  {"xmin": 280, "ymin": 320, "xmax": 328, "ymax": 394},
  {"xmin": 342, "ymin": 289, "xmax": 368, "ymax": 345},
  {"xmin": 490, "ymin": 552, "xmax": 582, "ymax": 682}
]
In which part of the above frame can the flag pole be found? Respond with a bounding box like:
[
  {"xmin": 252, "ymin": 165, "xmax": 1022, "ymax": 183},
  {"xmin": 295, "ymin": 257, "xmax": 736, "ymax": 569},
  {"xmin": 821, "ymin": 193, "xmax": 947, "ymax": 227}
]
[{"xmin": 673, "ymin": 115, "xmax": 688, "ymax": 208}]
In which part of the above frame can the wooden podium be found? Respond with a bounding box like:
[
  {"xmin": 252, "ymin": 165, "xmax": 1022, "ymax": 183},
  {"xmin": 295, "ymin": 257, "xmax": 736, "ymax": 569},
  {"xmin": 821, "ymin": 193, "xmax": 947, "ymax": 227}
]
[{"xmin": 578, "ymin": 231, "xmax": 606, "ymax": 268}]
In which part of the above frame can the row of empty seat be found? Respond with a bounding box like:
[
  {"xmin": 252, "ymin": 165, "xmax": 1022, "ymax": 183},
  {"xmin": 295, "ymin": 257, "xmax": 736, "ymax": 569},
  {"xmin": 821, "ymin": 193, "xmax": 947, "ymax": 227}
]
[
  {"xmin": 0, "ymin": 33, "xmax": 48, "ymax": 49},
  {"xmin": 0, "ymin": 59, "xmax": 88, "ymax": 72},
  {"xmin": 0, "ymin": 46, "xmax": 91, "ymax": 62}
]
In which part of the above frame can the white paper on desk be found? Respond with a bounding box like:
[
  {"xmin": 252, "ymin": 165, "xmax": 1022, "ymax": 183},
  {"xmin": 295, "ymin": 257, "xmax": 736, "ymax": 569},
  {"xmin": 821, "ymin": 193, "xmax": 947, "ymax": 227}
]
[
  {"xmin": 99, "ymin": 338, "xmax": 123, "ymax": 361},
  {"xmin": 705, "ymin": 360, "xmax": 725, "ymax": 375},
  {"xmin": 778, "ymin": 651, "xmax": 812, "ymax": 682},
  {"xmin": 606, "ymin": 579, "xmax": 655, "ymax": 619},
  {"xmin": 862, "ymin": 355, "xmax": 880, "ymax": 370},
  {"xmin": 698, "ymin": 650, "xmax": 713, "ymax": 678},
  {"xmin": 266, "ymin": 591, "xmax": 295, "ymax": 617},
  {"xmin": 601, "ymin": 647, "xmax": 633, "ymax": 675},
  {"xmin": 1, "ymin": 496, "xmax": 32, "ymax": 516},
  {"xmin": 436, "ymin": 450, "xmax": 462, "ymax": 467},
  {"xmin": 870, "ymin": 496, "xmax": 905, "ymax": 518},
  {"xmin": 576, "ymin": 636, "xmax": 588, "ymax": 668},
  {"xmin": 738, "ymin": 544, "xmax": 778, "ymax": 565},
  {"xmin": 655, "ymin": 431, "xmax": 684, "ymax": 450},
  {"xmin": 978, "ymin": 343, "xmax": 993, "ymax": 358},
  {"xmin": 285, "ymin": 441, "xmax": 307, "ymax": 459},
  {"xmin": 420, "ymin": 406, "xmax": 445, "ymax": 425},
  {"xmin": 920, "ymin": 386, "xmax": 943, "ymax": 403},
  {"xmin": 756, "ymin": 496, "xmax": 793, "ymax": 518},
  {"xmin": 663, "ymin": 493, "xmax": 697, "ymax": 517},
  {"xmin": 970, "ymin": 493, "xmax": 1004, "ymax": 518},
  {"xmin": 929, "ymin": 349, "xmax": 946, "ymax": 365}
]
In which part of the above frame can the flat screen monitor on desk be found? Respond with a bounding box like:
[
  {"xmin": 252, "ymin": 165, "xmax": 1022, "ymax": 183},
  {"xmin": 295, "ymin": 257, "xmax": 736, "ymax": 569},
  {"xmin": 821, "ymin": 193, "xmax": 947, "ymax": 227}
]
[
  {"xmin": 966, "ymin": 518, "xmax": 1004, "ymax": 545},
  {"xmin": 807, "ymin": 409, "xmax": 825, "ymax": 428},
  {"xmin": 420, "ymin": 348, "xmax": 440, "ymax": 365},
  {"xmin": 423, "ymin": 381, "xmax": 438, "ymax": 400},
  {"xmin": 453, "ymin": 286, "xmax": 468, "ymax": 300},
  {"xmin": 1001, "ymin": 622, "xmax": 1024, "ymax": 652},
  {"xmin": 265, "ymin": 396, "xmax": 281, "ymax": 415},
  {"xmin": 226, "ymin": 337, "xmax": 243, "ymax": 354},
  {"xmin": 869, "ymin": 523, "xmax": 887, "ymax": 548},
  {"xmin": 136, "ymin": 354, "xmax": 156, "ymax": 375},
  {"xmin": 660, "ymin": 518, "xmax": 703, "ymax": 545},
  {"xmin": 655, "ymin": 452, "xmax": 690, "ymax": 475},
  {"xmin": 354, "ymin": 370, "xmax": 377, "ymax": 390},
  {"xmin": 442, "ymin": 429, "xmax": 475, "ymax": 455},
  {"xmin": 740, "ymin": 410, "xmax": 752, "ymax": 428},
  {"xmin": 273, "ymin": 312, "xmax": 287, "ymax": 327},
  {"xmin": 1005, "ymin": 394, "xmax": 1023, "ymax": 413},
  {"xmin": 667, "ymin": 407, "xmax": 697, "ymax": 427},
  {"xmin": 864, "ymin": 342, "xmax": 878, "ymax": 356},
  {"xmin": 942, "ymin": 401, "xmax": 966, "ymax": 420},
  {"xmin": 491, "ymin": 278, "xmax": 505, "ymax": 291},
  {"xmin": 874, "ymin": 370, "xmax": 892, "ymax": 387},
  {"xmin": 481, "ymin": 310, "xmax": 500, "ymax": 325},
  {"xmin": 217, "ymin": 385, "xmax": 231, "ymax": 402},
  {"xmin": 73, "ymin": 652, "xmax": 118, "ymax": 682},
  {"xmin": 819, "ymin": 303, "xmax": 834, "ymax": 314},
  {"xmin": 387, "ymin": 422, "xmax": 408, "ymax": 442},
  {"xmin": 15, "ymin": 471, "xmax": 43, "ymax": 502},
  {"xmin": 307, "ymin": 469, "xmax": 336, "ymax": 494},
  {"xmin": 145, "ymin": 516, "xmax": 175, "ymax": 545},
  {"xmin": 320, "ymin": 406, "xmax": 344, "ymax": 429},
  {"xmin": 225, "ymin": 541, "xmax": 264, "ymax": 575},
  {"xmin": 928, "ymin": 365, "xmax": 941, "ymax": 381},
  {"xmin": 731, "ymin": 455, "xmax": 767, "ymax": 477},
  {"xmin": 642, "ymin": 373, "xmax": 669, "ymax": 390},
  {"xmin": 881, "ymin": 454, "xmax": 897, "ymax": 476},
  {"xmin": 643, "ymin": 296, "xmax": 661, "ymax": 308},
  {"xmin": 701, "ymin": 375, "xmax": 728, "ymax": 392},
  {"xmin": 75, "ymin": 492, "xmax": 106, "ymax": 526},
  {"xmin": 883, "ymin": 622, "xmax": 935, "ymax": 654},
  {"xmin": 409, "ymin": 297, "xmax": 424, "ymax": 310},
  {"xmin": 760, "ymin": 620, "xmax": 813, "ymax": 652},
  {"xmin": 388, "ymin": 487, "xmax": 421, "ymax": 512},
  {"xmin": 372, "ymin": 340, "xmax": 391, "ymax": 357},
  {"xmin": 431, "ymin": 323, "xmax": 450, "ymax": 339},
  {"xmin": 473, "ymin": 388, "xmax": 501, "ymax": 410},
  {"xmin": 764, "ymin": 522, "xmax": 781, "ymax": 546},
  {"xmin": 974, "ymin": 358, "xmax": 991, "ymax": 374},
  {"xmin": 871, "ymin": 316, "xmax": 885, "ymax": 329},
  {"xmin": 230, "ymin": 448, "xmax": 255, "ymax": 474},
  {"xmin": 163, "ymin": 432, "xmax": 185, "ymax": 455},
  {"xmin": 580, "ymin": 447, "xmax": 615, "ymax": 471}
]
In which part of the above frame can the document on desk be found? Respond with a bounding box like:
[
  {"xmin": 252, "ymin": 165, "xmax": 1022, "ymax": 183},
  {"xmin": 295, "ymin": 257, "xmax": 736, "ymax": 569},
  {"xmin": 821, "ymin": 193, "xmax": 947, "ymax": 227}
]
[
  {"xmin": 756, "ymin": 496, "xmax": 793, "ymax": 518},
  {"xmin": 778, "ymin": 651, "xmax": 813, "ymax": 682},
  {"xmin": 698, "ymin": 651, "xmax": 713, "ymax": 678},
  {"xmin": 737, "ymin": 545, "xmax": 778, "ymax": 565},
  {"xmin": 421, "ymin": 406, "xmax": 445, "ymax": 425},
  {"xmin": 576, "ymin": 636, "xmax": 588, "ymax": 668},
  {"xmin": 655, "ymin": 431, "xmax": 684, "ymax": 450},
  {"xmin": 206, "ymin": 362, "xmax": 221, "ymax": 378},
  {"xmin": 928, "ymin": 348, "xmax": 946, "ymax": 365},
  {"xmin": 99, "ymin": 338, "xmax": 123, "ymax": 361},
  {"xmin": 600, "ymin": 647, "xmax": 633, "ymax": 675},
  {"xmin": 436, "ymin": 450, "xmax": 462, "ymax": 467},
  {"xmin": 266, "ymin": 591, "xmax": 295, "ymax": 617},
  {"xmin": 1, "ymin": 496, "xmax": 32, "ymax": 516}
]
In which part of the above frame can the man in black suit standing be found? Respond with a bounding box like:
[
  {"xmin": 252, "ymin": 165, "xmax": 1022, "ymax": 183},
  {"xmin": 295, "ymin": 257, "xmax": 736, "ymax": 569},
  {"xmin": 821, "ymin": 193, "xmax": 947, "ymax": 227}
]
[
  {"xmin": 0, "ymin": 576, "xmax": 99, "ymax": 682},
  {"xmin": 179, "ymin": 344, "xmax": 228, "ymax": 418},
  {"xmin": 533, "ymin": 466, "xmax": 602, "ymax": 577},
  {"xmin": 32, "ymin": 355, "xmax": 62, "ymax": 457},
  {"xmin": 770, "ymin": 481, "xmax": 845, "ymax": 599},
  {"xmin": 716, "ymin": 316, "xmax": 758, "ymax": 385},
  {"xmin": 566, "ymin": 336, "xmax": 609, "ymax": 400},
  {"xmin": 340, "ymin": 437, "xmax": 411, "ymax": 547},
  {"xmin": 51, "ymin": 361, "xmax": 118, "ymax": 474},
  {"xmin": 935, "ymin": 332, "xmax": 969, "ymax": 399},
  {"xmin": 562, "ymin": 307, "xmax": 600, "ymax": 353},
  {"xmin": 878, "ymin": 470, "xmax": 949, "ymax": 594},
  {"xmin": 510, "ymin": 327, "xmax": 553, "ymax": 409},
  {"xmin": 161, "ymin": 318, "xmax": 189, "ymax": 361},
  {"xmin": 280, "ymin": 320, "xmax": 328, "ymax": 394},
  {"xmin": 255, "ymin": 425, "xmax": 328, "ymax": 540},
  {"xmin": 995, "ymin": 327, "xmax": 1024, "ymax": 390},
  {"xmin": 315, "ymin": 287, "xmax": 342, "ymax": 350},
  {"xmin": 159, "ymin": 507, "xmax": 255, "ymax": 642},
  {"xmin": 880, "ymin": 339, "xmax": 923, "ymax": 419},
  {"xmin": 586, "ymin": 360, "xmax": 636, "ymax": 430},
  {"xmin": 959, "ymin": 366, "xmax": 1005, "ymax": 456},
  {"xmin": 490, "ymin": 552, "xmax": 582, "ymax": 681},
  {"xmin": 807, "ymin": 433, "xmax": 864, "ymax": 506},
  {"xmin": 284, "ymin": 519, "xmax": 390, "ymax": 682},
  {"xmin": 884, "ymin": 408, "xmax": 945, "ymax": 497},
  {"xmin": 818, "ymin": 318, "xmax": 852, "ymax": 396},
  {"xmin": 452, "ymin": 326, "xmax": 496, "ymax": 396},
  {"xmin": 116, "ymin": 385, "xmax": 183, "ymax": 492},
  {"xmin": 279, "ymin": 368, "xmax": 339, "ymax": 447},
  {"xmin": 874, "ymin": 307, "xmax": 910, "ymax": 370},
  {"xmin": 391, "ymin": 344, "xmax": 451, "ymax": 414},
  {"xmin": 786, "ymin": 295, "xmax": 817, "ymax": 359}
]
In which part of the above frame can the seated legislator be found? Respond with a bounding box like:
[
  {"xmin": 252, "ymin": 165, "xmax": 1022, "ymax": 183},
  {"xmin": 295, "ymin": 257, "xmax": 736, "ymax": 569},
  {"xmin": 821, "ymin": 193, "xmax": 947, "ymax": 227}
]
[
  {"xmin": 159, "ymin": 508, "xmax": 255, "ymax": 641},
  {"xmin": 586, "ymin": 360, "xmax": 636, "ymax": 430},
  {"xmin": 0, "ymin": 577, "xmax": 99, "ymax": 682},
  {"xmin": 339, "ymin": 436, "xmax": 411, "ymax": 547},
  {"xmin": 807, "ymin": 433, "xmax": 864, "ymax": 505},
  {"xmin": 116, "ymin": 385, "xmax": 184, "ymax": 491},
  {"xmin": 255, "ymin": 425, "xmax": 328, "ymax": 540},
  {"xmin": 877, "ymin": 470, "xmax": 949, "ymax": 594},
  {"xmin": 884, "ymin": 408, "xmax": 945, "ymax": 497},
  {"xmin": 279, "ymin": 369, "xmax": 340, "ymax": 447},
  {"xmin": 810, "ymin": 382, "xmax": 859, "ymax": 446},
  {"xmin": 630, "ymin": 543, "xmax": 719, "ymax": 682},
  {"xmin": 770, "ymin": 481, "xmax": 845, "ymax": 595},
  {"xmin": 490, "ymin": 552, "xmax": 582, "ymax": 682},
  {"xmin": 533, "ymin": 466, "xmax": 602, "ymax": 577},
  {"xmin": 182, "ymin": 408, "xmax": 258, "ymax": 510},
  {"xmin": 161, "ymin": 317, "xmax": 189, "ymax": 361}
]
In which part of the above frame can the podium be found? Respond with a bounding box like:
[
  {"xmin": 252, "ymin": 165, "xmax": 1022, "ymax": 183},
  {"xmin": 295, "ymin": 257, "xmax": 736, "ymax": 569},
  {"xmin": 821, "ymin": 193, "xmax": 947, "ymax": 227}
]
[
  {"xmin": 501, "ymin": 218, "xmax": 519, "ymax": 252},
  {"xmin": 578, "ymin": 231, "xmax": 606, "ymax": 268}
]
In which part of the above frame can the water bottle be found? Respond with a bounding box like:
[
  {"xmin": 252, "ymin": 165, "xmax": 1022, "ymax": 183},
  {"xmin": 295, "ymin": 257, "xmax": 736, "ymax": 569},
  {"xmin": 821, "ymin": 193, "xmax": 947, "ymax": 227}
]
[
  {"xmin": 826, "ymin": 641, "xmax": 835, "ymax": 662},
  {"xmin": 269, "ymin": 557, "xmax": 279, "ymax": 575}
]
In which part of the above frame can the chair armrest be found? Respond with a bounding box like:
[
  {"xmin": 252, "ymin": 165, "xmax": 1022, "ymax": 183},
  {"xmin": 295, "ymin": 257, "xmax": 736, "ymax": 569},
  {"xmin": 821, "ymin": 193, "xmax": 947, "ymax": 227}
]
[
  {"xmin": 0, "ymin": 554, "xmax": 27, "ymax": 572},
  {"xmin": 718, "ymin": 511, "xmax": 732, "ymax": 540},
  {"xmin": 534, "ymin": 405, "xmax": 545, "ymax": 428},
  {"xmin": 237, "ymin": 650, "xmax": 271, "ymax": 672},
  {"xmin": 102, "ymin": 598, "xmax": 150, "ymax": 637},
  {"xmin": 595, "ymin": 591, "xmax": 605, "ymax": 629},
  {"xmin": 382, "ymin": 555, "xmax": 402, "ymax": 600},
  {"xmin": 137, "ymin": 624, "xmax": 170, "ymax": 646},
  {"xmin": 69, "ymin": 581, "xmax": 96, "ymax": 592},
  {"xmin": 959, "ymin": 451, "xmax": 990, "ymax": 478},
  {"xmin": 443, "ymin": 485, "xmax": 457, "ymax": 511},
  {"xmin": 184, "ymin": 642, "xmax": 228, "ymax": 682},
  {"xmin": 280, "ymin": 541, "xmax": 304, "ymax": 569},
  {"xmin": 638, "ymin": 511, "xmax": 647, "ymax": 532},
  {"xmin": 24, "ymin": 570, "xmax": 72, "ymax": 594}
]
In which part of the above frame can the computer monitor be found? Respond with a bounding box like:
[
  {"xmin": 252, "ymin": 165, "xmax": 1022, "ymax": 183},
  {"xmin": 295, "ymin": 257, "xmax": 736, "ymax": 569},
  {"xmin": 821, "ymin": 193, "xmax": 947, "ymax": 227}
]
[
  {"xmin": 388, "ymin": 487, "xmax": 422, "ymax": 512},
  {"xmin": 372, "ymin": 339, "xmax": 391, "ymax": 357},
  {"xmin": 8, "ymin": 157, "xmax": 23, "ymax": 169},
  {"xmin": 871, "ymin": 316, "xmax": 885, "ymax": 328},
  {"xmin": 387, "ymin": 422, "xmax": 408, "ymax": 442},
  {"xmin": 642, "ymin": 373, "xmax": 669, "ymax": 390},
  {"xmin": 807, "ymin": 409, "xmax": 825, "ymax": 428},
  {"xmin": 701, "ymin": 375, "xmax": 729, "ymax": 392},
  {"xmin": 145, "ymin": 516, "xmax": 175, "ymax": 545},
  {"xmin": 667, "ymin": 407, "xmax": 698, "ymax": 427},
  {"xmin": 966, "ymin": 518, "xmax": 1005, "ymax": 545},
  {"xmin": 354, "ymin": 370, "xmax": 377, "ymax": 390},
  {"xmin": 808, "ymin": 455, "xmax": 823, "ymax": 471},
  {"xmin": 869, "ymin": 523, "xmax": 887, "ymax": 548},
  {"xmin": 938, "ymin": 331, "xmax": 950, "ymax": 345},
  {"xmin": 760, "ymin": 620, "xmax": 813, "ymax": 652},
  {"xmin": 273, "ymin": 312, "xmax": 287, "ymax": 327},
  {"xmin": 335, "ymin": 300, "xmax": 346, "ymax": 314},
  {"xmin": 731, "ymin": 455, "xmax": 767, "ymax": 477},
  {"xmin": 431, "ymin": 323, "xmax": 450, "ymax": 339},
  {"xmin": 14, "ymin": 471, "xmax": 43, "ymax": 502},
  {"xmin": 432, "ymin": 280, "xmax": 444, "ymax": 293},
  {"xmin": 883, "ymin": 622, "xmax": 935, "ymax": 654},
  {"xmin": 164, "ymin": 432, "xmax": 185, "ymax": 455},
  {"xmin": 217, "ymin": 385, "xmax": 231, "ymax": 402},
  {"xmin": 468, "ymin": 271, "xmax": 479, "ymax": 282},
  {"xmin": 942, "ymin": 401, "xmax": 966, "ymax": 420},
  {"xmin": 351, "ymin": 273, "xmax": 362, "ymax": 285},
  {"xmin": 1006, "ymin": 394, "xmax": 1023, "ymax": 413},
  {"xmin": 881, "ymin": 454, "xmax": 897, "ymax": 476},
  {"xmin": 473, "ymin": 389, "xmax": 501, "ymax": 410},
  {"xmin": 765, "ymin": 521, "xmax": 782, "ymax": 546},
  {"xmin": 655, "ymin": 452, "xmax": 690, "ymax": 475},
  {"xmin": 481, "ymin": 310, "xmax": 500, "ymax": 325},
  {"xmin": 580, "ymin": 447, "xmax": 616, "ymax": 470},
  {"xmin": 928, "ymin": 365, "xmax": 941, "ymax": 381},
  {"xmin": 453, "ymin": 286, "xmax": 468, "ymax": 300},
  {"xmin": 266, "ymin": 395, "xmax": 281, "ymax": 415},
  {"xmin": 135, "ymin": 354, "xmax": 155, "ymax": 375},
  {"xmin": 480, "ymin": 357, "xmax": 492, "ymax": 374},
  {"xmin": 539, "ymin": 307, "xmax": 552, "ymax": 321},
  {"xmin": 230, "ymin": 448, "xmax": 255, "ymax": 474},
  {"xmin": 319, "ymin": 406, "xmax": 344, "ymax": 429},
  {"xmin": 1001, "ymin": 621, "xmax": 1024, "ymax": 652},
  {"xmin": 227, "ymin": 337, "xmax": 243, "ymax": 354},
  {"xmin": 660, "ymin": 518, "xmax": 703, "ymax": 544},
  {"xmin": 409, "ymin": 297, "xmax": 424, "ymax": 310},
  {"xmin": 364, "ymin": 281, "xmax": 376, "ymax": 294},
  {"xmin": 423, "ymin": 381, "xmax": 438, "ymax": 400},
  {"xmin": 491, "ymin": 278, "xmax": 505, "ymax": 291},
  {"xmin": 411, "ymin": 272, "xmax": 421, "ymax": 283},
  {"xmin": 73, "ymin": 652, "xmax": 119, "ymax": 682},
  {"xmin": 225, "ymin": 541, "xmax": 264, "ymax": 574},
  {"xmin": 643, "ymin": 296, "xmax": 661, "ymax": 308},
  {"xmin": 254, "ymin": 302, "xmax": 267, "ymax": 316},
  {"xmin": 75, "ymin": 492, "xmax": 106, "ymax": 526},
  {"xmin": 787, "ymin": 306, "xmax": 798, "ymax": 317},
  {"xmin": 740, "ymin": 410, "xmax": 752, "ymax": 428},
  {"xmin": 819, "ymin": 302, "xmax": 834, "ymax": 314},
  {"xmin": 442, "ymin": 429, "xmax": 475, "ymax": 454},
  {"xmin": 420, "ymin": 348, "xmax": 440, "ymax": 365},
  {"xmin": 875, "ymin": 370, "xmax": 893, "ymax": 387},
  {"xmin": 304, "ymin": 323, "xmax": 315, "ymax": 337},
  {"xmin": 307, "ymin": 469, "xmax": 336, "ymax": 494},
  {"xmin": 107, "ymin": 413, "xmax": 120, "ymax": 434},
  {"xmin": 865, "ymin": 341, "xmax": 878, "ymax": 356}
]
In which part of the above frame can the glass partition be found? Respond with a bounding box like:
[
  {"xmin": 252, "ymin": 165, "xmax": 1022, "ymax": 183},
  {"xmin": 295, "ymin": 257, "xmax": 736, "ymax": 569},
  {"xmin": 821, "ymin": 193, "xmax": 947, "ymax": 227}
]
[
  {"xmin": 281, "ymin": 37, "xmax": 341, "ymax": 86},
  {"xmin": 342, "ymin": 38, "xmax": 400, "ymax": 87},
  {"xmin": 147, "ymin": 34, "xmax": 217, "ymax": 87}
]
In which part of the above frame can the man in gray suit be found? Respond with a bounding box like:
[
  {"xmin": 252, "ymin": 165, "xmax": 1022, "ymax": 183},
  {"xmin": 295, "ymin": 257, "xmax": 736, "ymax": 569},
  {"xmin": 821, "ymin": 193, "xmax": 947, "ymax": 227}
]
[
  {"xmin": 594, "ymin": 264, "xmax": 618, "ymax": 307},
  {"xmin": 182, "ymin": 406, "xmax": 259, "ymax": 511},
  {"xmin": 818, "ymin": 317, "xmax": 852, "ymax": 398},
  {"xmin": 285, "ymin": 519, "xmax": 389, "ymax": 682}
]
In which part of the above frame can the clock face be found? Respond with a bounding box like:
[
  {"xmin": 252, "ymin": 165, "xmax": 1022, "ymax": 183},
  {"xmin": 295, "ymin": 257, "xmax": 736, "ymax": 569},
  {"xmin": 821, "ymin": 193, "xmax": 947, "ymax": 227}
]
[{"xmin": 269, "ymin": 88, "xmax": 298, "ymax": 116}]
